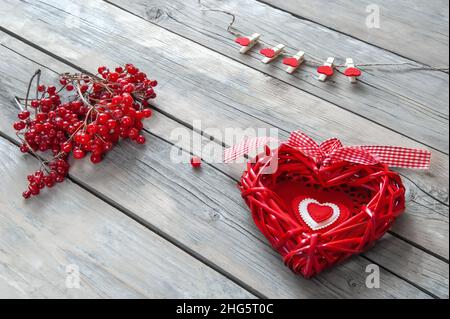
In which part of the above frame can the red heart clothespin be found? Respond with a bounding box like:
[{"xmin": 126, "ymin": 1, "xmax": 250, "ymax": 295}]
[
  {"xmin": 317, "ymin": 65, "xmax": 334, "ymax": 76},
  {"xmin": 283, "ymin": 51, "xmax": 305, "ymax": 74},
  {"xmin": 344, "ymin": 58, "xmax": 362, "ymax": 83},
  {"xmin": 235, "ymin": 33, "xmax": 260, "ymax": 54},
  {"xmin": 260, "ymin": 48, "xmax": 276, "ymax": 58},
  {"xmin": 283, "ymin": 57, "xmax": 299, "ymax": 67},
  {"xmin": 317, "ymin": 57, "xmax": 335, "ymax": 81},
  {"xmin": 235, "ymin": 37, "xmax": 250, "ymax": 46},
  {"xmin": 260, "ymin": 44, "xmax": 285, "ymax": 64},
  {"xmin": 344, "ymin": 67, "xmax": 362, "ymax": 77}
]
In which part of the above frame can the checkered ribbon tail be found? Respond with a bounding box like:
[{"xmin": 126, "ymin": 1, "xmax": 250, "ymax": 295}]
[{"xmin": 223, "ymin": 137, "xmax": 278, "ymax": 163}]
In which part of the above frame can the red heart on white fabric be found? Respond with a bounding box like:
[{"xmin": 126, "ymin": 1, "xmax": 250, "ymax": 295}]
[
  {"xmin": 235, "ymin": 37, "xmax": 250, "ymax": 46},
  {"xmin": 299, "ymin": 198, "xmax": 340, "ymax": 230}
]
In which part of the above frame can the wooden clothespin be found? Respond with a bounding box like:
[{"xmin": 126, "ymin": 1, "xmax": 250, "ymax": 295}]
[
  {"xmin": 317, "ymin": 57, "xmax": 335, "ymax": 82},
  {"xmin": 283, "ymin": 51, "xmax": 305, "ymax": 74},
  {"xmin": 344, "ymin": 58, "xmax": 362, "ymax": 83},
  {"xmin": 260, "ymin": 44, "xmax": 285, "ymax": 64},
  {"xmin": 235, "ymin": 33, "xmax": 261, "ymax": 54}
]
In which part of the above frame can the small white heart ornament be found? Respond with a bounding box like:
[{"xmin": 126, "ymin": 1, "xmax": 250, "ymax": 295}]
[{"xmin": 299, "ymin": 198, "xmax": 341, "ymax": 231}]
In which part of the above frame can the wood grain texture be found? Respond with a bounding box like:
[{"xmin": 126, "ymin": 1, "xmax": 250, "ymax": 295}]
[
  {"xmin": 258, "ymin": 0, "xmax": 449, "ymax": 66},
  {"xmin": 0, "ymin": 36, "xmax": 443, "ymax": 298},
  {"xmin": 0, "ymin": 138, "xmax": 254, "ymax": 299},
  {"xmin": 106, "ymin": 0, "xmax": 450, "ymax": 153},
  {"xmin": 0, "ymin": 0, "xmax": 447, "ymax": 257}
]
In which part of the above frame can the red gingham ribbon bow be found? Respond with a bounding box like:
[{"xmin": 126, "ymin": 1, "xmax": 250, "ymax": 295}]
[
  {"xmin": 287, "ymin": 131, "xmax": 431, "ymax": 169},
  {"xmin": 224, "ymin": 130, "xmax": 431, "ymax": 169}
]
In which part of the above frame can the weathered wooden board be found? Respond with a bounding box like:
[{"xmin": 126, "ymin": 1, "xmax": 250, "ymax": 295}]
[
  {"xmin": 106, "ymin": 0, "xmax": 450, "ymax": 153},
  {"xmin": 0, "ymin": 0, "xmax": 447, "ymax": 256},
  {"xmin": 364, "ymin": 234, "xmax": 449, "ymax": 299},
  {"xmin": 0, "ymin": 37, "xmax": 442, "ymax": 298},
  {"xmin": 258, "ymin": 0, "xmax": 449, "ymax": 66},
  {"xmin": 0, "ymin": 137, "xmax": 254, "ymax": 299}
]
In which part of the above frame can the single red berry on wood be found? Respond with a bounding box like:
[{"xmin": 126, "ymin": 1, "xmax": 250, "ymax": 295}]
[{"xmin": 191, "ymin": 156, "xmax": 202, "ymax": 168}]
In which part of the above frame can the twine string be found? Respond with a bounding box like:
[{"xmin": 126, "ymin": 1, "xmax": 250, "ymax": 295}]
[{"xmin": 198, "ymin": 0, "xmax": 449, "ymax": 72}]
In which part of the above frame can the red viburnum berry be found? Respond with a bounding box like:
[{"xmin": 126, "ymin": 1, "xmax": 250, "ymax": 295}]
[{"xmin": 191, "ymin": 156, "xmax": 202, "ymax": 168}]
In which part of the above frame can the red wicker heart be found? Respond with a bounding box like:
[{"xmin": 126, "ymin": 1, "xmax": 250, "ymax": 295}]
[{"xmin": 240, "ymin": 143, "xmax": 406, "ymax": 278}]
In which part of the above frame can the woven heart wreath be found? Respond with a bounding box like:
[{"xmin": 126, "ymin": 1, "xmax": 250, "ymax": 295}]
[{"xmin": 225, "ymin": 131, "xmax": 431, "ymax": 277}]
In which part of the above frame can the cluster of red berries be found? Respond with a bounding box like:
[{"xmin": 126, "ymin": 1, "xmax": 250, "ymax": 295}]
[{"xmin": 15, "ymin": 64, "xmax": 158, "ymax": 199}]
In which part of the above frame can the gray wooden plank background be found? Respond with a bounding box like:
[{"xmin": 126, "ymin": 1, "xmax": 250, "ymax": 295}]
[
  {"xmin": 259, "ymin": 0, "xmax": 449, "ymax": 66},
  {"xmin": 0, "ymin": 0, "xmax": 448, "ymax": 299},
  {"xmin": 0, "ymin": 33, "xmax": 446, "ymax": 298},
  {"xmin": 2, "ymin": 0, "xmax": 446, "ymax": 259},
  {"xmin": 0, "ymin": 139, "xmax": 253, "ymax": 298}
]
